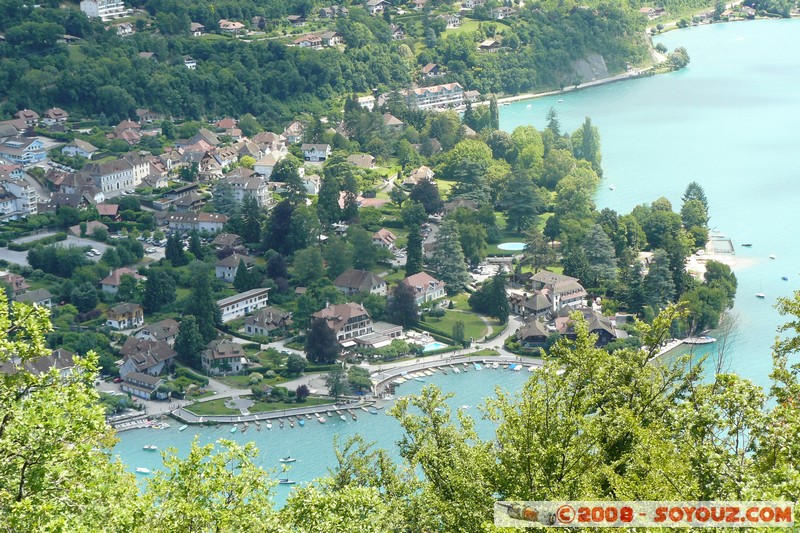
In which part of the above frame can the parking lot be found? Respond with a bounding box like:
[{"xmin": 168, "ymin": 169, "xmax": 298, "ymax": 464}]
[{"xmin": 0, "ymin": 233, "xmax": 113, "ymax": 266}]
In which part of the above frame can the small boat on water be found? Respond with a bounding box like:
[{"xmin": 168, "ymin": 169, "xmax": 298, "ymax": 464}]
[
  {"xmin": 473, "ymin": 362, "xmax": 482, "ymax": 371},
  {"xmin": 279, "ymin": 420, "xmax": 284, "ymax": 428},
  {"xmin": 451, "ymin": 366, "xmax": 460, "ymax": 374},
  {"xmin": 289, "ymin": 420, "xmax": 295, "ymax": 428},
  {"xmin": 375, "ymin": 405, "xmax": 384, "ymax": 410},
  {"xmin": 756, "ymin": 293, "xmax": 766, "ymax": 299},
  {"xmin": 266, "ymin": 422, "xmax": 273, "ymax": 430},
  {"xmin": 278, "ymin": 478, "xmax": 296, "ymax": 485},
  {"xmin": 230, "ymin": 425, "xmax": 238, "ymax": 434},
  {"xmin": 178, "ymin": 424, "xmax": 188, "ymax": 432},
  {"xmin": 296, "ymin": 415, "xmax": 304, "ymax": 422},
  {"xmin": 135, "ymin": 467, "xmax": 151, "ymax": 474},
  {"xmin": 327, "ymin": 411, "xmax": 334, "ymax": 417},
  {"xmin": 256, "ymin": 424, "xmax": 262, "ymax": 431},
  {"xmin": 298, "ymin": 419, "xmax": 305, "ymax": 427},
  {"xmin": 492, "ymin": 362, "xmax": 499, "ymax": 370},
  {"xmin": 440, "ymin": 367, "xmax": 447, "ymax": 375},
  {"xmin": 142, "ymin": 445, "xmax": 158, "ymax": 451},
  {"xmin": 318, "ymin": 417, "xmax": 327, "ymax": 424},
  {"xmin": 280, "ymin": 456, "xmax": 297, "ymax": 463},
  {"xmin": 369, "ymin": 408, "xmax": 378, "ymax": 415},
  {"xmin": 360, "ymin": 406, "xmax": 369, "ymax": 412},
  {"xmin": 528, "ymin": 365, "xmax": 536, "ymax": 372},
  {"xmin": 304, "ymin": 414, "xmax": 312, "ymax": 420},
  {"xmin": 241, "ymin": 423, "xmax": 249, "ymax": 433},
  {"xmin": 340, "ymin": 414, "xmax": 347, "ymax": 421},
  {"xmin": 782, "ymin": 276, "xmax": 789, "ymax": 281},
  {"xmin": 608, "ymin": 184, "xmax": 616, "ymax": 191},
  {"xmin": 414, "ymin": 377, "xmax": 425, "ymax": 382},
  {"xmin": 685, "ymin": 336, "xmax": 717, "ymax": 345},
  {"xmin": 351, "ymin": 412, "xmax": 358, "ymax": 421},
  {"xmin": 769, "ymin": 254, "xmax": 777, "ymax": 260},
  {"xmin": 741, "ymin": 243, "xmax": 753, "ymax": 247}
]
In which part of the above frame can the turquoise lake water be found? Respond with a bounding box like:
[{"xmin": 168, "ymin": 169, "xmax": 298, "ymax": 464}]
[{"xmin": 115, "ymin": 20, "xmax": 800, "ymax": 501}]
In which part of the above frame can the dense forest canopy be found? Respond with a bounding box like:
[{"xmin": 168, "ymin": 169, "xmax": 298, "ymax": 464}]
[{"xmin": 0, "ymin": 0, "xmax": 660, "ymax": 124}]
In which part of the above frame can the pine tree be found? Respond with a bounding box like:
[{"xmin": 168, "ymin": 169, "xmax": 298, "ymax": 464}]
[
  {"xmin": 317, "ymin": 174, "xmax": 341, "ymax": 227},
  {"xmin": 233, "ymin": 259, "xmax": 256, "ymax": 292},
  {"xmin": 430, "ymin": 219, "xmax": 470, "ymax": 294},
  {"xmin": 405, "ymin": 225, "xmax": 424, "ymax": 276},
  {"xmin": 143, "ymin": 269, "xmax": 176, "ymax": 312},
  {"xmin": 165, "ymin": 234, "xmax": 187, "ymax": 266},
  {"xmin": 488, "ymin": 95, "xmax": 499, "ymax": 130},
  {"xmin": 188, "ymin": 230, "xmax": 203, "ymax": 259},
  {"xmin": 388, "ymin": 282, "xmax": 419, "ymax": 328},
  {"xmin": 501, "ymin": 173, "xmax": 543, "ymax": 233},
  {"xmin": 186, "ymin": 267, "xmax": 220, "ymax": 343},
  {"xmin": 174, "ymin": 315, "xmax": 205, "ymax": 368},
  {"xmin": 241, "ymin": 195, "xmax": 263, "ymax": 244}
]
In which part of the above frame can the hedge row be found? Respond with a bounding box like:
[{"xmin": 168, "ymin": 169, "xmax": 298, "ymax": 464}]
[
  {"xmin": 484, "ymin": 321, "xmax": 509, "ymax": 342},
  {"xmin": 8, "ymin": 232, "xmax": 68, "ymax": 251}
]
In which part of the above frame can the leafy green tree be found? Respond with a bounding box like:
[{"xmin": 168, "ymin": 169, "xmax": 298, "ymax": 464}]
[
  {"xmin": 389, "ymin": 186, "xmax": 406, "ymax": 209},
  {"xmin": 213, "ymin": 181, "xmax": 239, "ymax": 217},
  {"xmin": 263, "ymin": 199, "xmax": 294, "ymax": 256},
  {"xmin": 430, "ymin": 220, "xmax": 470, "ymax": 295},
  {"xmin": 143, "ymin": 269, "xmax": 176, "ymax": 312},
  {"xmin": 455, "ymin": 222, "xmax": 486, "ymax": 267},
  {"xmin": 488, "ymin": 95, "xmax": 500, "ymax": 130},
  {"xmin": 572, "ymin": 117, "xmax": 602, "ymax": 175},
  {"xmin": 401, "ymin": 201, "xmax": 427, "ymax": 229},
  {"xmin": 468, "ymin": 273, "xmax": 509, "ymax": 323},
  {"xmin": 323, "ymin": 238, "xmax": 353, "ymax": 279},
  {"xmin": 116, "ymin": 274, "xmax": 142, "ymax": 302},
  {"xmin": 404, "ymin": 226, "xmax": 424, "ymax": 277},
  {"xmin": 0, "ymin": 295, "xmax": 138, "ymax": 530},
  {"xmin": 185, "ymin": 267, "xmax": 220, "ymax": 344},
  {"xmin": 174, "ymin": 315, "xmax": 205, "ymax": 368},
  {"xmin": 668, "ymin": 47, "xmax": 691, "ymax": 69},
  {"xmin": 295, "ymin": 384, "xmax": 310, "ymax": 402},
  {"xmin": 233, "ymin": 260, "xmax": 259, "ymax": 292},
  {"xmin": 348, "ymin": 227, "xmax": 378, "ymax": 270},
  {"xmin": 293, "ymin": 246, "xmax": 325, "ymax": 286},
  {"xmin": 643, "ymin": 249, "xmax": 675, "ymax": 311},
  {"xmin": 681, "ymin": 198, "xmax": 709, "ymax": 248},
  {"xmin": 523, "ymin": 225, "xmax": 555, "ymax": 273},
  {"xmin": 240, "ymin": 195, "xmax": 263, "ymax": 244},
  {"xmin": 408, "ymin": 179, "xmax": 443, "ymax": 215},
  {"xmin": 306, "ymin": 317, "xmax": 340, "ymax": 364},
  {"xmin": 273, "ymin": 154, "xmax": 306, "ymax": 204},
  {"xmin": 388, "ymin": 282, "xmax": 419, "ymax": 329},
  {"xmin": 323, "ymin": 365, "xmax": 349, "ymax": 401},
  {"xmin": 451, "ymin": 320, "xmax": 466, "ymax": 345},
  {"xmin": 70, "ymin": 282, "xmax": 98, "ymax": 313},
  {"xmin": 348, "ymin": 366, "xmax": 372, "ymax": 393},
  {"xmin": 286, "ymin": 353, "xmax": 307, "ymax": 376},
  {"xmin": 189, "ymin": 231, "xmax": 203, "ymax": 259}
]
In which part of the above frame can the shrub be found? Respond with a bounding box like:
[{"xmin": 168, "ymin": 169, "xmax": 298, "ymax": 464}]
[{"xmin": 249, "ymin": 372, "xmax": 264, "ymax": 385}]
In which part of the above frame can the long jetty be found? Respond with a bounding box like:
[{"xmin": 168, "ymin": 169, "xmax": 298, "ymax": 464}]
[{"xmin": 170, "ymin": 398, "xmax": 375, "ymax": 426}]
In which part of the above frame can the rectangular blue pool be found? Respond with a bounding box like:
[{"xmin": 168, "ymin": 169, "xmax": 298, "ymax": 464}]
[{"xmin": 423, "ymin": 341, "xmax": 449, "ymax": 352}]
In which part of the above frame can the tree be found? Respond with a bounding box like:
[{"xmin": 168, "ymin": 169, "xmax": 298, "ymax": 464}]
[
  {"xmin": 389, "ymin": 186, "xmax": 406, "ymax": 209},
  {"xmin": 0, "ymin": 294, "xmax": 138, "ymax": 530},
  {"xmin": 165, "ymin": 234, "xmax": 187, "ymax": 266},
  {"xmin": 143, "ymin": 269, "xmax": 176, "ymax": 312},
  {"xmin": 324, "ymin": 238, "xmax": 353, "ymax": 279},
  {"xmin": 293, "ymin": 246, "xmax": 325, "ymax": 286},
  {"xmin": 643, "ymin": 249, "xmax": 675, "ymax": 311},
  {"xmin": 295, "ymin": 384, "xmax": 310, "ymax": 402},
  {"xmin": 70, "ymin": 282, "xmax": 98, "ymax": 313},
  {"xmin": 267, "ymin": 254, "xmax": 288, "ymax": 281},
  {"xmin": 273, "ymin": 154, "xmax": 306, "ymax": 204},
  {"xmin": 524, "ymin": 226, "xmax": 555, "ymax": 273},
  {"xmin": 682, "ymin": 181, "xmax": 709, "ymax": 211},
  {"xmin": 263, "ymin": 199, "xmax": 295, "ymax": 256},
  {"xmin": 408, "ymin": 179, "xmax": 443, "ymax": 215},
  {"xmin": 186, "ymin": 267, "xmax": 220, "ymax": 344},
  {"xmin": 240, "ymin": 195, "xmax": 263, "ymax": 244},
  {"xmin": 545, "ymin": 107, "xmax": 561, "ymax": 136},
  {"xmin": 348, "ymin": 227, "xmax": 378, "ymax": 270},
  {"xmin": 286, "ymin": 353, "xmax": 308, "ymax": 376},
  {"xmin": 430, "ymin": 220, "xmax": 470, "ymax": 294},
  {"xmin": 174, "ymin": 315, "xmax": 205, "ymax": 368},
  {"xmin": 451, "ymin": 320, "xmax": 466, "ymax": 346},
  {"xmin": 401, "ymin": 201, "xmax": 427, "ymax": 229},
  {"xmin": 501, "ymin": 173, "xmax": 544, "ymax": 233},
  {"xmin": 317, "ymin": 174, "xmax": 342, "ymax": 228},
  {"xmin": 488, "ymin": 95, "xmax": 499, "ymax": 130},
  {"xmin": 238, "ymin": 114, "xmax": 261, "ymax": 137},
  {"xmin": 668, "ymin": 47, "xmax": 690, "ymax": 69},
  {"xmin": 323, "ymin": 365, "xmax": 349, "ymax": 401},
  {"xmin": 681, "ymin": 198, "xmax": 709, "ymax": 247},
  {"xmin": 189, "ymin": 231, "xmax": 203, "ymax": 259},
  {"xmin": 582, "ymin": 224, "xmax": 618, "ymax": 287},
  {"xmin": 388, "ymin": 282, "xmax": 419, "ymax": 329},
  {"xmin": 233, "ymin": 260, "xmax": 259, "ymax": 292},
  {"xmin": 306, "ymin": 317, "xmax": 340, "ymax": 364},
  {"xmin": 116, "ymin": 274, "xmax": 142, "ymax": 302},
  {"xmin": 213, "ymin": 181, "xmax": 239, "ymax": 217},
  {"xmin": 572, "ymin": 117, "xmax": 602, "ymax": 176},
  {"xmin": 404, "ymin": 226, "xmax": 424, "ymax": 277}
]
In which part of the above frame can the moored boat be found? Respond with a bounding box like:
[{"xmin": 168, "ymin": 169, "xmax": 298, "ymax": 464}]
[
  {"xmin": 340, "ymin": 414, "xmax": 347, "ymax": 421},
  {"xmin": 279, "ymin": 478, "xmax": 296, "ymax": 485},
  {"xmin": 756, "ymin": 292, "xmax": 766, "ymax": 299},
  {"xmin": 142, "ymin": 444, "xmax": 158, "ymax": 451},
  {"xmin": 280, "ymin": 456, "xmax": 297, "ymax": 463},
  {"xmin": 230, "ymin": 425, "xmax": 238, "ymax": 434},
  {"xmin": 135, "ymin": 467, "xmax": 151, "ymax": 474},
  {"xmin": 178, "ymin": 424, "xmax": 188, "ymax": 432},
  {"xmin": 318, "ymin": 416, "xmax": 327, "ymax": 424},
  {"xmin": 298, "ymin": 419, "xmax": 305, "ymax": 427},
  {"xmin": 782, "ymin": 276, "xmax": 789, "ymax": 281},
  {"xmin": 266, "ymin": 422, "xmax": 273, "ymax": 430},
  {"xmin": 741, "ymin": 243, "xmax": 752, "ymax": 247}
]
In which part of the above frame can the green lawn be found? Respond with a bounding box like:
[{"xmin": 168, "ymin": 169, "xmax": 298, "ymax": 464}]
[
  {"xmin": 249, "ymin": 397, "xmax": 333, "ymax": 413},
  {"xmin": 422, "ymin": 310, "xmax": 490, "ymax": 341},
  {"xmin": 443, "ymin": 18, "xmax": 481, "ymax": 37},
  {"xmin": 435, "ymin": 179, "xmax": 457, "ymax": 196},
  {"xmin": 185, "ymin": 399, "xmax": 238, "ymax": 416}
]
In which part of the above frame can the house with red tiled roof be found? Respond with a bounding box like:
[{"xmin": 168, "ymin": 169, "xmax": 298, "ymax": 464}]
[
  {"xmin": 312, "ymin": 302, "xmax": 373, "ymax": 345},
  {"xmin": 372, "ymin": 228, "xmax": 396, "ymax": 248},
  {"xmin": 100, "ymin": 267, "xmax": 145, "ymax": 294},
  {"xmin": 400, "ymin": 272, "xmax": 446, "ymax": 305}
]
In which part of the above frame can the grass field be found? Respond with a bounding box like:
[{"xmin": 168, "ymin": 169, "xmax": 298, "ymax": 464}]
[
  {"xmin": 443, "ymin": 19, "xmax": 481, "ymax": 37},
  {"xmin": 185, "ymin": 399, "xmax": 238, "ymax": 416},
  {"xmin": 186, "ymin": 396, "xmax": 332, "ymax": 416},
  {"xmin": 423, "ymin": 309, "xmax": 490, "ymax": 341},
  {"xmin": 250, "ymin": 397, "xmax": 333, "ymax": 413}
]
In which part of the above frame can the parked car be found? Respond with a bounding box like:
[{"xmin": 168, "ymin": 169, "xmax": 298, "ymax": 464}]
[
  {"xmin": 113, "ymin": 377, "xmax": 123, "ymax": 383},
  {"xmin": 146, "ymin": 247, "xmax": 157, "ymax": 254}
]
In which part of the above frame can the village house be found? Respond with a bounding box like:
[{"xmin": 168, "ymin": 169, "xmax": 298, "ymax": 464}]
[
  {"xmin": 554, "ymin": 307, "xmax": 625, "ymax": 347},
  {"xmin": 190, "ymin": 22, "xmax": 205, "ymax": 36},
  {"xmin": 372, "ymin": 228, "xmax": 397, "ymax": 248},
  {"xmin": 321, "ymin": 31, "xmax": 343, "ymax": 47},
  {"xmin": 219, "ymin": 19, "xmax": 245, "ymax": 35},
  {"xmin": 531, "ymin": 270, "xmax": 588, "ymax": 314},
  {"xmin": 421, "ymin": 63, "xmax": 443, "ymax": 78},
  {"xmin": 0, "ymin": 348, "xmax": 74, "ymax": 377},
  {"xmin": 404, "ymin": 166, "xmax": 434, "ymax": 187},
  {"xmin": 443, "ymin": 198, "xmax": 477, "ymax": 214},
  {"xmin": 211, "ymin": 233, "xmax": 245, "ymax": 255},
  {"xmin": 202, "ymin": 339, "xmax": 247, "ymax": 375},
  {"xmin": 183, "ymin": 55, "xmax": 197, "ymax": 69},
  {"xmin": 301, "ymin": 143, "xmax": 331, "ymax": 162},
  {"xmin": 478, "ymin": 39, "xmax": 501, "ymax": 52},
  {"xmin": 165, "ymin": 212, "xmax": 229, "ymax": 234},
  {"xmin": 215, "ymin": 253, "xmax": 255, "ymax": 282},
  {"xmin": 638, "ymin": 6, "xmax": 665, "ymax": 19},
  {"xmin": 83, "ymin": 154, "xmax": 149, "ymax": 193},
  {"xmin": 405, "ymin": 83, "xmax": 464, "ymax": 110},
  {"xmin": 508, "ymin": 290, "xmax": 552, "ymax": 319},
  {"xmin": 357, "ymin": 95, "xmax": 376, "ymax": 111},
  {"xmin": 135, "ymin": 108, "xmax": 162, "ymax": 124},
  {"xmin": 96, "ymin": 203, "xmax": 120, "ymax": 220},
  {"xmin": 13, "ymin": 109, "xmax": 39, "ymax": 127},
  {"xmin": 0, "ymin": 178, "xmax": 38, "ymax": 220},
  {"xmin": 244, "ymin": 306, "xmax": 294, "ymax": 336},
  {"xmin": 401, "ymin": 272, "xmax": 446, "ymax": 305},
  {"xmin": 515, "ymin": 318, "xmax": 551, "ymax": 348},
  {"xmin": 253, "ymin": 150, "xmax": 286, "ymax": 178},
  {"xmin": 413, "ymin": 0, "xmax": 427, "ymax": 10},
  {"xmin": 287, "ymin": 15, "xmax": 307, "ymax": 27},
  {"xmin": 282, "ymin": 121, "xmax": 305, "ymax": 144},
  {"xmin": 383, "ymin": 113, "xmax": 404, "ymax": 132},
  {"xmin": 462, "ymin": 0, "xmax": 486, "ymax": 8},
  {"xmin": 439, "ymin": 13, "xmax": 461, "ymax": 28},
  {"xmin": 134, "ymin": 318, "xmax": 180, "ymax": 345},
  {"xmin": 312, "ymin": 302, "xmax": 374, "ymax": 346},
  {"xmin": 319, "ymin": 5, "xmax": 349, "ymax": 17},
  {"xmin": 115, "ymin": 22, "xmax": 134, "ymax": 36},
  {"xmin": 217, "ymin": 287, "xmax": 270, "ymax": 322},
  {"xmin": 347, "ymin": 154, "xmax": 376, "ymax": 169},
  {"xmin": 0, "ymin": 271, "xmax": 28, "ymax": 296},
  {"xmin": 119, "ymin": 336, "xmax": 176, "ymax": 377},
  {"xmin": 120, "ymin": 372, "xmax": 167, "ymax": 400},
  {"xmin": 227, "ymin": 174, "xmax": 270, "ymax": 207},
  {"xmin": 173, "ymin": 190, "xmax": 205, "ymax": 212},
  {"xmin": 42, "ymin": 108, "xmax": 69, "ymax": 126},
  {"xmin": 293, "ymin": 34, "xmax": 323, "ymax": 49},
  {"xmin": 62, "ymin": 139, "xmax": 98, "ymax": 160},
  {"xmin": 333, "ymin": 269, "xmax": 388, "ymax": 296},
  {"xmin": 15, "ymin": 288, "xmax": 53, "ymax": 308},
  {"xmin": 0, "ymin": 164, "xmax": 24, "ymax": 181},
  {"xmin": 100, "ymin": 267, "xmax": 145, "ymax": 294},
  {"xmin": 0, "ymin": 137, "xmax": 46, "ymax": 167},
  {"xmin": 365, "ymin": 0, "xmax": 390, "ymax": 16},
  {"xmin": 390, "ymin": 24, "xmax": 405, "ymax": 40},
  {"xmin": 106, "ymin": 302, "xmax": 144, "ymax": 330},
  {"xmin": 490, "ymin": 6, "xmax": 517, "ymax": 19}
]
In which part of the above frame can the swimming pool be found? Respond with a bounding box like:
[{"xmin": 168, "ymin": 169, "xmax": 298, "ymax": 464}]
[
  {"xmin": 423, "ymin": 341, "xmax": 449, "ymax": 352},
  {"xmin": 497, "ymin": 242, "xmax": 525, "ymax": 251}
]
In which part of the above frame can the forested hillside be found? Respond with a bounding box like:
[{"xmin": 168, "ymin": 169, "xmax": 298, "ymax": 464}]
[{"xmin": 0, "ymin": 0, "xmax": 657, "ymax": 124}]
